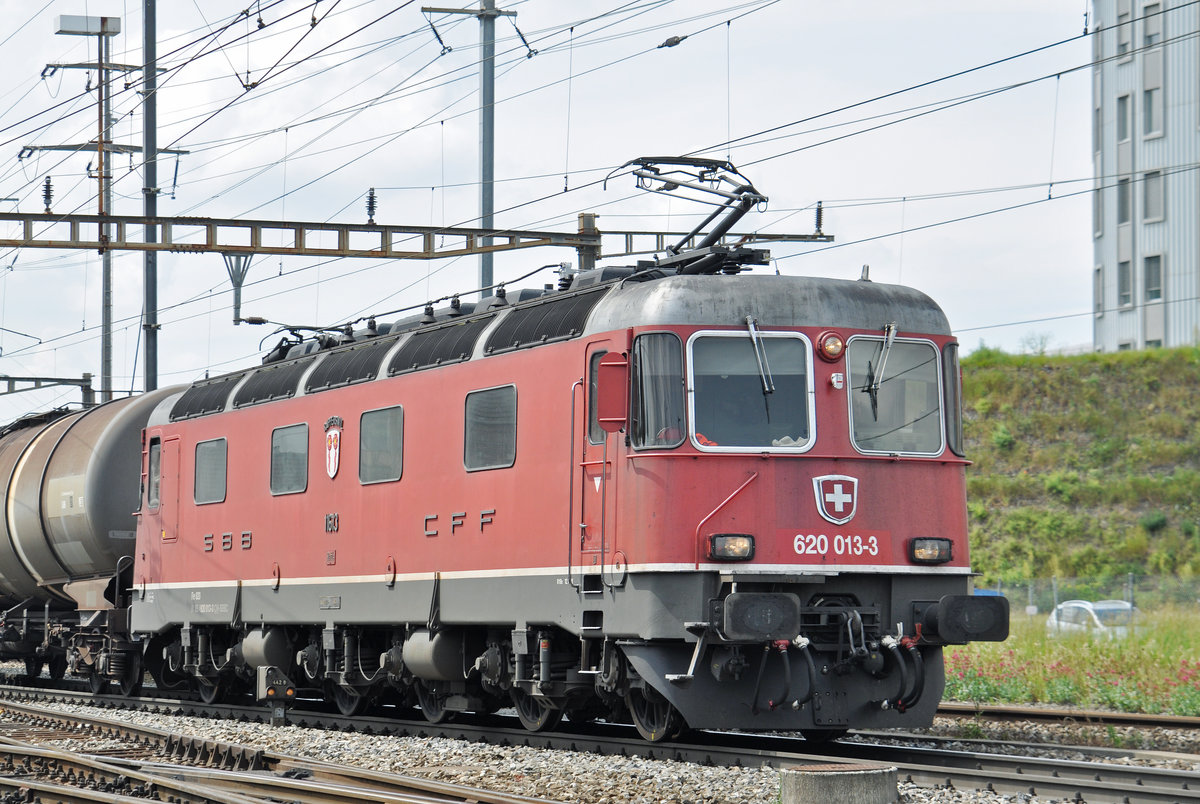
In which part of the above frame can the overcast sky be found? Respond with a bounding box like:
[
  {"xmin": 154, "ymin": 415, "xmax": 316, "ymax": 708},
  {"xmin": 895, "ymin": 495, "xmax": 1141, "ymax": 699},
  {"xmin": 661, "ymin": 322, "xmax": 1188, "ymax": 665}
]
[{"xmin": 0, "ymin": 1, "xmax": 1093, "ymax": 419}]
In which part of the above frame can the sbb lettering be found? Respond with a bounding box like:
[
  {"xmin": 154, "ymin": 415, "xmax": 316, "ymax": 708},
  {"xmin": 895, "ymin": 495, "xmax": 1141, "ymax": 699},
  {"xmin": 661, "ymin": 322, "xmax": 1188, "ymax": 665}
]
[{"xmin": 202, "ymin": 532, "xmax": 253, "ymax": 552}]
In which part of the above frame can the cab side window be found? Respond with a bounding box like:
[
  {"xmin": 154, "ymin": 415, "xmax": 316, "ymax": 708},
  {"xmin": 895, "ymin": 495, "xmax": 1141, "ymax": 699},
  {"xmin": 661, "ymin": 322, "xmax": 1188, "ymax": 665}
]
[
  {"xmin": 147, "ymin": 438, "xmax": 161, "ymax": 509},
  {"xmin": 587, "ymin": 351, "xmax": 607, "ymax": 444}
]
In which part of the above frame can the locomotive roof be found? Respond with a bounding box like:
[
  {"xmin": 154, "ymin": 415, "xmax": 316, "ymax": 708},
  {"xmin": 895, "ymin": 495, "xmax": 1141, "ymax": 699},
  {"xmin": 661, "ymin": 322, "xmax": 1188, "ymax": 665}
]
[
  {"xmin": 585, "ymin": 273, "xmax": 951, "ymax": 335},
  {"xmin": 159, "ymin": 271, "xmax": 950, "ymax": 425}
]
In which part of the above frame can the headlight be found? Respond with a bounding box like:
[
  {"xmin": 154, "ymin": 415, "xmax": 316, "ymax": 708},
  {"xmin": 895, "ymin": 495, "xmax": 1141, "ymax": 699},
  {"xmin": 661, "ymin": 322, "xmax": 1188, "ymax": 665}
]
[
  {"xmin": 709, "ymin": 533, "xmax": 754, "ymax": 561},
  {"xmin": 908, "ymin": 537, "xmax": 953, "ymax": 564}
]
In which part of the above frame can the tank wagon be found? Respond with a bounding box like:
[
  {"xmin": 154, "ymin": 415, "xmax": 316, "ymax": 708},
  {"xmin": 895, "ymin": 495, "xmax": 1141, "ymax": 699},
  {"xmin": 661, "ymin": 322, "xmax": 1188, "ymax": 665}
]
[{"xmin": 0, "ymin": 159, "xmax": 1007, "ymax": 740}]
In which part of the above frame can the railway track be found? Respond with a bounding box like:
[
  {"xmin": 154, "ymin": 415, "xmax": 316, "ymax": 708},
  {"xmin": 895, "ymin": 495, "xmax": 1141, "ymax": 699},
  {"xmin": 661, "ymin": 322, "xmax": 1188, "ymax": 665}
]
[
  {"xmin": 938, "ymin": 701, "xmax": 1200, "ymax": 730},
  {"xmin": 0, "ymin": 696, "xmax": 556, "ymax": 804},
  {"xmin": 0, "ymin": 684, "xmax": 1196, "ymax": 803}
]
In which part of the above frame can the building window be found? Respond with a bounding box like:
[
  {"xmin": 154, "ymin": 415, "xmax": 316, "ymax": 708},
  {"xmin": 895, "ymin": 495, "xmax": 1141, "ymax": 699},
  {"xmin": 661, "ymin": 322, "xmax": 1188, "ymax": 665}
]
[
  {"xmin": 1093, "ymin": 186, "xmax": 1103, "ymax": 236},
  {"xmin": 1118, "ymin": 260, "xmax": 1132, "ymax": 306},
  {"xmin": 1094, "ymin": 267, "xmax": 1104, "ymax": 314},
  {"xmin": 270, "ymin": 423, "xmax": 308, "ymax": 495},
  {"xmin": 1118, "ymin": 342, "xmax": 1134, "ymax": 351},
  {"xmin": 1144, "ymin": 3, "xmax": 1162, "ymax": 46},
  {"xmin": 1143, "ymin": 87, "xmax": 1162, "ymax": 136},
  {"xmin": 1146, "ymin": 339, "xmax": 1163, "ymax": 348},
  {"xmin": 360, "ymin": 406, "xmax": 403, "ymax": 484},
  {"xmin": 1116, "ymin": 94, "xmax": 1130, "ymax": 141},
  {"xmin": 464, "ymin": 385, "xmax": 517, "ymax": 471},
  {"xmin": 1093, "ymin": 106, "xmax": 1102, "ymax": 153},
  {"xmin": 1117, "ymin": 177, "xmax": 1132, "ymax": 224},
  {"xmin": 1143, "ymin": 170, "xmax": 1164, "ymax": 220},
  {"xmin": 1144, "ymin": 255, "xmax": 1162, "ymax": 301},
  {"xmin": 194, "ymin": 438, "xmax": 227, "ymax": 504},
  {"xmin": 1118, "ymin": 10, "xmax": 1131, "ymax": 55}
]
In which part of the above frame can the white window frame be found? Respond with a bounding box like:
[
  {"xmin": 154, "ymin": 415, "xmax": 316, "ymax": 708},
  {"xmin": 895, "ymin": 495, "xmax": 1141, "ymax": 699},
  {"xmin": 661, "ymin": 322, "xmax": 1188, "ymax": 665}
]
[{"xmin": 685, "ymin": 330, "xmax": 817, "ymax": 454}]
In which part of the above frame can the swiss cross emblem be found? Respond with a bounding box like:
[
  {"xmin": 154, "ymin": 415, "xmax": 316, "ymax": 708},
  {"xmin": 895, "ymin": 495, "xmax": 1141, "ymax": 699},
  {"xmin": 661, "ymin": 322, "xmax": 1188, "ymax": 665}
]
[
  {"xmin": 325, "ymin": 416, "xmax": 344, "ymax": 479},
  {"xmin": 813, "ymin": 474, "xmax": 858, "ymax": 525}
]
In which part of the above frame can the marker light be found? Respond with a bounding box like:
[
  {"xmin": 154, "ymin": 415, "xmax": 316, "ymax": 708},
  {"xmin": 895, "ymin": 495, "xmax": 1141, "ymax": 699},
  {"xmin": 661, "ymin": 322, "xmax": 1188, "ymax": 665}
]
[
  {"xmin": 709, "ymin": 534, "xmax": 755, "ymax": 561},
  {"xmin": 908, "ymin": 537, "xmax": 953, "ymax": 564},
  {"xmin": 817, "ymin": 331, "xmax": 845, "ymax": 362}
]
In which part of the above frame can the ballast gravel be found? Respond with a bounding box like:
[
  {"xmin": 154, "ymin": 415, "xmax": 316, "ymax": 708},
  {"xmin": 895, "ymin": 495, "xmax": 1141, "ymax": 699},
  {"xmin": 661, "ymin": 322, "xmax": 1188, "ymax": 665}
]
[{"xmin": 18, "ymin": 701, "xmax": 1200, "ymax": 804}]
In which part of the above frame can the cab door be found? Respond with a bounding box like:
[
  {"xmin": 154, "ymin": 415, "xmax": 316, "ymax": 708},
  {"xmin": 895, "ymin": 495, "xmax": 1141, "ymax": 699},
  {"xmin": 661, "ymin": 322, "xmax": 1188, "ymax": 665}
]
[
  {"xmin": 145, "ymin": 434, "xmax": 180, "ymax": 543},
  {"xmin": 575, "ymin": 345, "xmax": 620, "ymax": 586}
]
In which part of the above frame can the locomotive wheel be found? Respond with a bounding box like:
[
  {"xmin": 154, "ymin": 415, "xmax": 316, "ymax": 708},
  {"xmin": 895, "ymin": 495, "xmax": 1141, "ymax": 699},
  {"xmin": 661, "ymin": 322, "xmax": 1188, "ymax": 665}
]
[
  {"xmin": 414, "ymin": 680, "xmax": 452, "ymax": 724},
  {"xmin": 118, "ymin": 654, "xmax": 144, "ymax": 697},
  {"xmin": 48, "ymin": 656, "xmax": 67, "ymax": 680},
  {"xmin": 23, "ymin": 658, "xmax": 43, "ymax": 679},
  {"xmin": 800, "ymin": 728, "xmax": 848, "ymax": 743},
  {"xmin": 510, "ymin": 689, "xmax": 562, "ymax": 732},
  {"xmin": 328, "ymin": 684, "xmax": 368, "ymax": 717},
  {"xmin": 625, "ymin": 686, "xmax": 683, "ymax": 742},
  {"xmin": 197, "ymin": 679, "xmax": 224, "ymax": 704}
]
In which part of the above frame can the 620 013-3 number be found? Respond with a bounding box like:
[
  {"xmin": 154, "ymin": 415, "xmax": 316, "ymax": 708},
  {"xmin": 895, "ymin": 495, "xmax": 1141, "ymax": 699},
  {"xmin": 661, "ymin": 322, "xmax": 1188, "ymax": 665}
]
[{"xmin": 793, "ymin": 533, "xmax": 879, "ymax": 557}]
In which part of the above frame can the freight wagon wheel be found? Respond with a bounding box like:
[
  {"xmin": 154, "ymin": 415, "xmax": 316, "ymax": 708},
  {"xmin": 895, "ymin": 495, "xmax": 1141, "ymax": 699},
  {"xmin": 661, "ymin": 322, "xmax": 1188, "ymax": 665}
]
[
  {"xmin": 23, "ymin": 658, "xmax": 43, "ymax": 679},
  {"xmin": 118, "ymin": 654, "xmax": 144, "ymax": 697},
  {"xmin": 87, "ymin": 672, "xmax": 109, "ymax": 695},
  {"xmin": 328, "ymin": 683, "xmax": 368, "ymax": 717},
  {"xmin": 625, "ymin": 686, "xmax": 683, "ymax": 742},
  {"xmin": 414, "ymin": 680, "xmax": 452, "ymax": 724},
  {"xmin": 510, "ymin": 688, "xmax": 563, "ymax": 732}
]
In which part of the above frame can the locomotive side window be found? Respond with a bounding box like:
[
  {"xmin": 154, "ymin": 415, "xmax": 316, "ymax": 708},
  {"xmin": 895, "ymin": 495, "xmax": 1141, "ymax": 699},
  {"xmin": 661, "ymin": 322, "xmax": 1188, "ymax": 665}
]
[
  {"xmin": 147, "ymin": 438, "xmax": 161, "ymax": 509},
  {"xmin": 688, "ymin": 333, "xmax": 813, "ymax": 450},
  {"xmin": 846, "ymin": 337, "xmax": 944, "ymax": 456},
  {"xmin": 630, "ymin": 333, "xmax": 684, "ymax": 448},
  {"xmin": 464, "ymin": 385, "xmax": 516, "ymax": 471},
  {"xmin": 270, "ymin": 423, "xmax": 309, "ymax": 494},
  {"xmin": 360, "ymin": 405, "xmax": 403, "ymax": 483},
  {"xmin": 943, "ymin": 343, "xmax": 965, "ymax": 457},
  {"xmin": 194, "ymin": 438, "xmax": 228, "ymax": 504},
  {"xmin": 587, "ymin": 351, "xmax": 607, "ymax": 444}
]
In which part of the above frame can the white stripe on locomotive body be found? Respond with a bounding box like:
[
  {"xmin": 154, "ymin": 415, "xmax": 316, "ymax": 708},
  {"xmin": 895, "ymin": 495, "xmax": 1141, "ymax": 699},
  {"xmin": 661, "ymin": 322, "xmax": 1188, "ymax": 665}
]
[{"xmin": 141, "ymin": 562, "xmax": 974, "ymax": 592}]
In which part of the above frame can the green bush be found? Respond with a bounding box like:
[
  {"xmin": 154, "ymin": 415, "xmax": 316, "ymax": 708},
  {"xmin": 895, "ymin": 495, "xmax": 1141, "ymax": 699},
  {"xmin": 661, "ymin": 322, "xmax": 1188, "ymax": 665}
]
[{"xmin": 991, "ymin": 424, "xmax": 1016, "ymax": 451}]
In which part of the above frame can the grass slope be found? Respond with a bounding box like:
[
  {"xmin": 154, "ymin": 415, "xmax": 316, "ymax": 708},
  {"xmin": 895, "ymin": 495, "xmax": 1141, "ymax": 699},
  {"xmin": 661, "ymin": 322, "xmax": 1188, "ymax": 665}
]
[{"xmin": 962, "ymin": 345, "xmax": 1200, "ymax": 585}]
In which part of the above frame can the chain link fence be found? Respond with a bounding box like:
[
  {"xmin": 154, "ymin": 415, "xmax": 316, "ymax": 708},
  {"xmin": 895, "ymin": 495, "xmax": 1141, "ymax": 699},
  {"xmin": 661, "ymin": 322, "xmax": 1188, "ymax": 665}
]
[{"xmin": 977, "ymin": 575, "xmax": 1199, "ymax": 614}]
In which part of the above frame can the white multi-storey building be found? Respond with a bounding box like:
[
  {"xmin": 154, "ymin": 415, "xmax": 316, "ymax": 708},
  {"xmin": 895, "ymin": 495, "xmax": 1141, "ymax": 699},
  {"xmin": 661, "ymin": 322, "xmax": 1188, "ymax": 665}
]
[{"xmin": 1092, "ymin": 0, "xmax": 1199, "ymax": 350}]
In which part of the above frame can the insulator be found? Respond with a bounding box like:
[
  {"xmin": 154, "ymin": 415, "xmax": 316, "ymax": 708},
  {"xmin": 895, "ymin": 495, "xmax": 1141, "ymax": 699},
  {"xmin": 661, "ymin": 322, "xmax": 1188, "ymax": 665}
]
[
  {"xmin": 815, "ymin": 201, "xmax": 824, "ymax": 234},
  {"xmin": 366, "ymin": 188, "xmax": 377, "ymax": 224},
  {"xmin": 42, "ymin": 177, "xmax": 53, "ymax": 213}
]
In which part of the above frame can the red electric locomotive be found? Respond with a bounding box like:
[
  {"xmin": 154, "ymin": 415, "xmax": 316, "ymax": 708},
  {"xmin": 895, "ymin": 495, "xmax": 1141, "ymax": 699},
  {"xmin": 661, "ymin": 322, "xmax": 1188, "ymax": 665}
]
[{"xmin": 0, "ymin": 159, "xmax": 1008, "ymax": 741}]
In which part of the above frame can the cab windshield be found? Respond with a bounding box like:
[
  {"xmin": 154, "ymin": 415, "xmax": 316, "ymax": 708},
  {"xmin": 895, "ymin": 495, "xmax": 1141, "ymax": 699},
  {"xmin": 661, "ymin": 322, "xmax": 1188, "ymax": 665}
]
[
  {"xmin": 689, "ymin": 333, "xmax": 812, "ymax": 450},
  {"xmin": 846, "ymin": 337, "xmax": 943, "ymax": 455}
]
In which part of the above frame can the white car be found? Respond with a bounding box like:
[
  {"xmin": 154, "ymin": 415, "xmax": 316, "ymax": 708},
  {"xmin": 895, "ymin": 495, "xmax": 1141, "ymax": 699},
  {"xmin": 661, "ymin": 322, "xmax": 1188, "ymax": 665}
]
[{"xmin": 1045, "ymin": 599, "xmax": 1139, "ymax": 639}]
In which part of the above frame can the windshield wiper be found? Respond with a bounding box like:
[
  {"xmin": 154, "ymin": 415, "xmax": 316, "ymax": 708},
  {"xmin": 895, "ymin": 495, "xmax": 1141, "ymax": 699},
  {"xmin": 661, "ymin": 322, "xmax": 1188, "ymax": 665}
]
[
  {"xmin": 745, "ymin": 316, "xmax": 774, "ymax": 395},
  {"xmin": 863, "ymin": 322, "xmax": 897, "ymax": 421}
]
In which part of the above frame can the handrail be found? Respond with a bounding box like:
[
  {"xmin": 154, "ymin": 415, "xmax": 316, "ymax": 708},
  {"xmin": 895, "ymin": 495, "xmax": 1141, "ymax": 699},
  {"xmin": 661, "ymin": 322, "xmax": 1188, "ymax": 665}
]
[{"xmin": 566, "ymin": 379, "xmax": 583, "ymax": 591}]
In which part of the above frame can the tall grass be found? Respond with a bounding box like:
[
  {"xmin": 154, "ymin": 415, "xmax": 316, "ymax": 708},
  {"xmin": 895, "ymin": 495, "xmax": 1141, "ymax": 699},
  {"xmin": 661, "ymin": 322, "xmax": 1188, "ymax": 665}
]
[{"xmin": 943, "ymin": 607, "xmax": 1200, "ymax": 715}]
